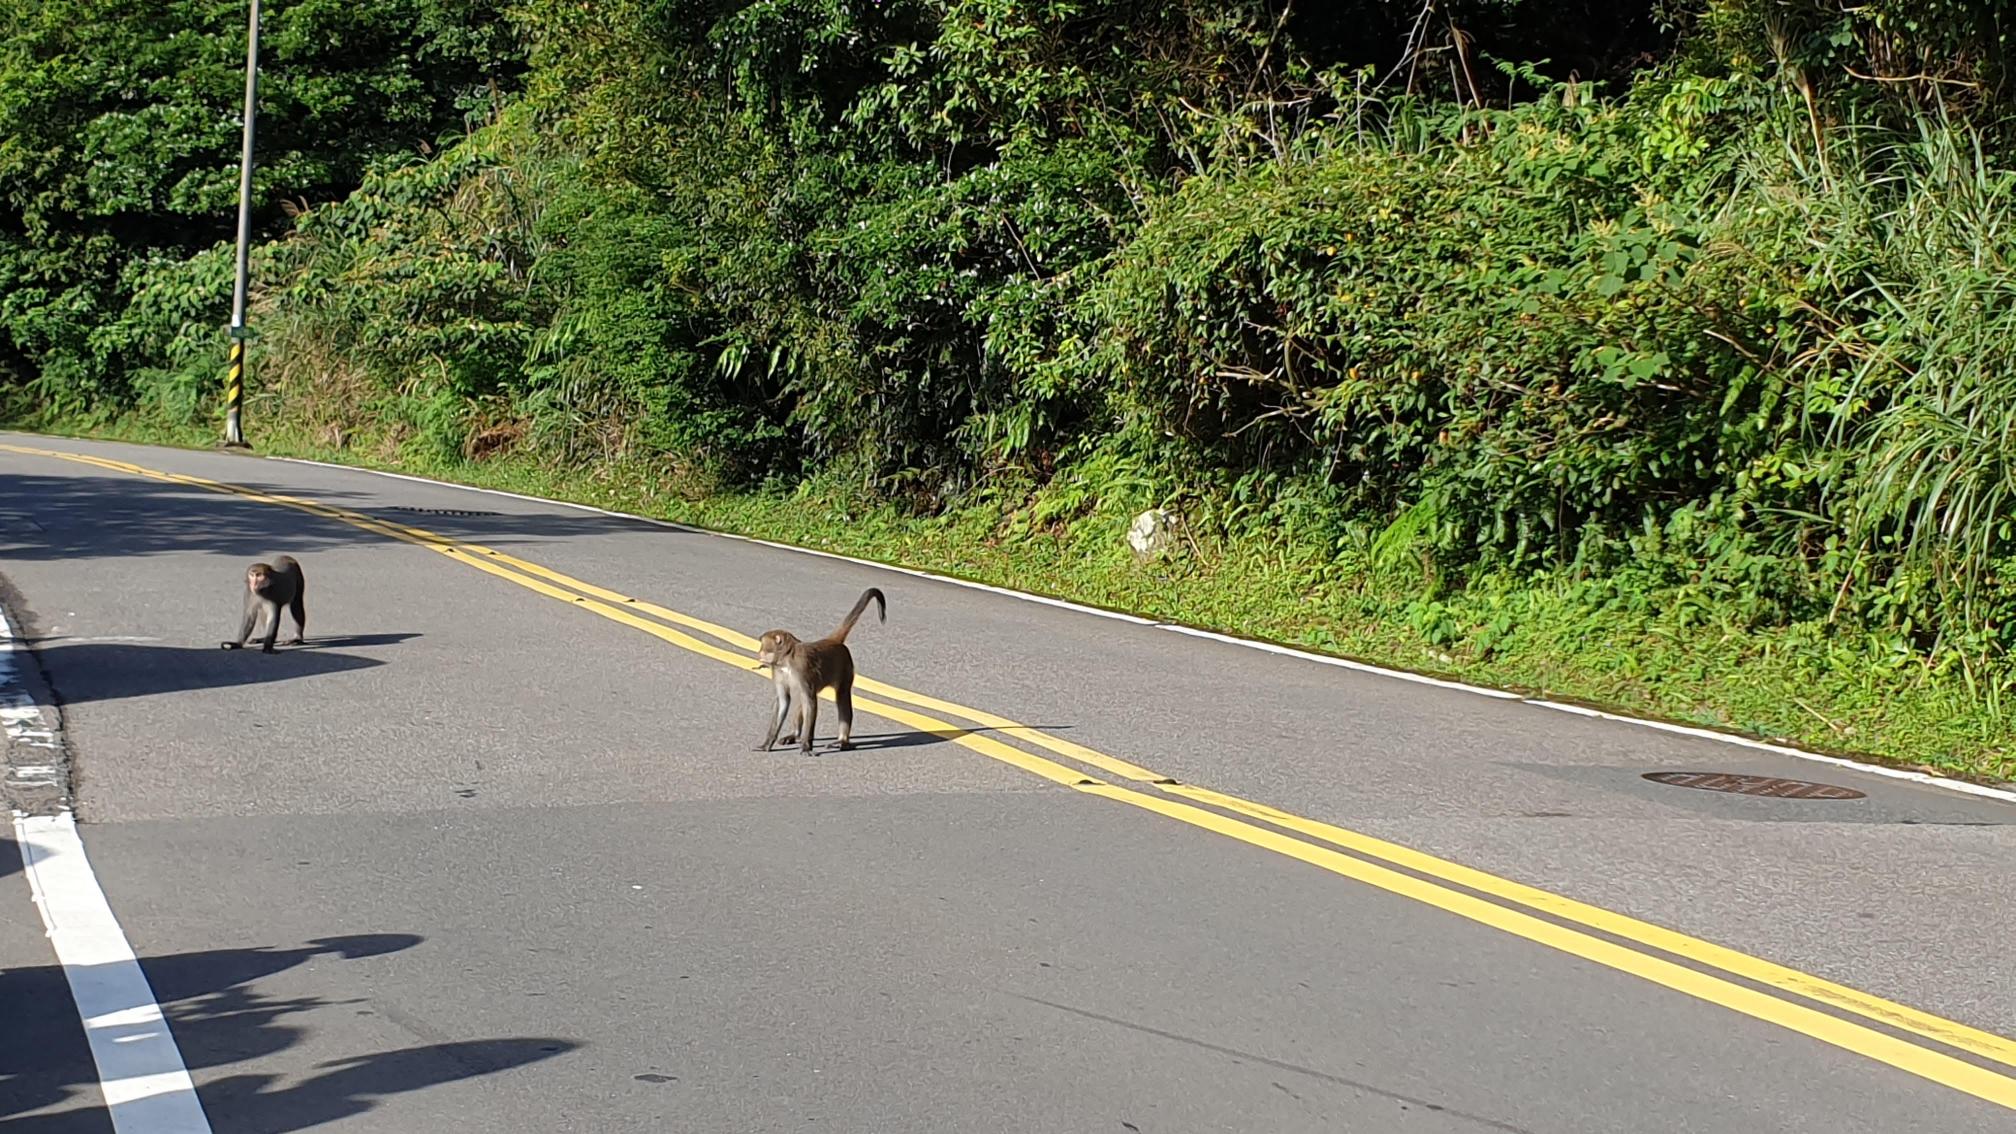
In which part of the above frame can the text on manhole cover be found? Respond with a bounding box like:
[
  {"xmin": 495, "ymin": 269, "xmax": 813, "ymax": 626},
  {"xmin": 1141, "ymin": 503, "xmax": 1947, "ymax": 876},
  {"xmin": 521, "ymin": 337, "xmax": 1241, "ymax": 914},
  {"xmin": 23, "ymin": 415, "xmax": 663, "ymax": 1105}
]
[
  {"xmin": 386, "ymin": 506, "xmax": 502, "ymax": 517},
  {"xmin": 1641, "ymin": 771, "xmax": 1865, "ymax": 800}
]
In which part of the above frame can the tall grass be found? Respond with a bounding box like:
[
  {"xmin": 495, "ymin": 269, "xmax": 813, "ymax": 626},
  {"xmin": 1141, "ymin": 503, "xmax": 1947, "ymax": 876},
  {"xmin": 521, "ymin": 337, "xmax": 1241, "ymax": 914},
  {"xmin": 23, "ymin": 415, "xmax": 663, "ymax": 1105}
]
[{"xmin": 1763, "ymin": 109, "xmax": 2016, "ymax": 665}]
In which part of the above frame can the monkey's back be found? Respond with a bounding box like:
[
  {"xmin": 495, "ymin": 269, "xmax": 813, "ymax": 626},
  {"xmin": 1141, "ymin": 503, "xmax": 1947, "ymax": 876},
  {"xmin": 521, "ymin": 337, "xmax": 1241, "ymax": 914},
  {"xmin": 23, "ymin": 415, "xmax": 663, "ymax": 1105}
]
[
  {"xmin": 253, "ymin": 555, "xmax": 304, "ymax": 601},
  {"xmin": 801, "ymin": 638, "xmax": 856, "ymax": 693}
]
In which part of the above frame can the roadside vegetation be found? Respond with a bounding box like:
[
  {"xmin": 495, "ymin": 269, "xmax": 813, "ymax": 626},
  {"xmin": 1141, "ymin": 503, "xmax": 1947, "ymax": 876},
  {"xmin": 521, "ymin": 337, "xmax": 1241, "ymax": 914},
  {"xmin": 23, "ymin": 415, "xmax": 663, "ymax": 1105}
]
[{"xmin": 6, "ymin": 1, "xmax": 2014, "ymax": 779}]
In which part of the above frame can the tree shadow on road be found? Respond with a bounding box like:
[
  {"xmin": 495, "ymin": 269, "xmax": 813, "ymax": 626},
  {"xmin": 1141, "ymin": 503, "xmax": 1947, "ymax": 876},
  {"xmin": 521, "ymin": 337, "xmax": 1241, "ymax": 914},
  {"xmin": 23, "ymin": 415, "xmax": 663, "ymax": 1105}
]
[
  {"xmin": 185, "ymin": 1039, "xmax": 578, "ymax": 1134},
  {"xmin": 25, "ymin": 642, "xmax": 400, "ymax": 704},
  {"xmin": 0, "ymin": 468, "xmax": 688, "ymax": 565},
  {"xmin": 0, "ymin": 932, "xmax": 578, "ymax": 1133}
]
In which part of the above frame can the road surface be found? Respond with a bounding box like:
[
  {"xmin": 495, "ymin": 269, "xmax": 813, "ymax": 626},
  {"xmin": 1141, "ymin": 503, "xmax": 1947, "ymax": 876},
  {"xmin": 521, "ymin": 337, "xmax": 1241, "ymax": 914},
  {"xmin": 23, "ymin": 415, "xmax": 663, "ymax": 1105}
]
[{"xmin": 2, "ymin": 432, "xmax": 2014, "ymax": 1133}]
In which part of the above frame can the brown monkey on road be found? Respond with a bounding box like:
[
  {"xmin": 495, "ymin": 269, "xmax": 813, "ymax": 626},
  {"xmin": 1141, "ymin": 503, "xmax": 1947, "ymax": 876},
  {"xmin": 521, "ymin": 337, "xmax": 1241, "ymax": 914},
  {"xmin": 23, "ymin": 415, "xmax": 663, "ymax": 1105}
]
[
  {"xmin": 221, "ymin": 556, "xmax": 306, "ymax": 653},
  {"xmin": 754, "ymin": 587, "xmax": 885, "ymax": 753}
]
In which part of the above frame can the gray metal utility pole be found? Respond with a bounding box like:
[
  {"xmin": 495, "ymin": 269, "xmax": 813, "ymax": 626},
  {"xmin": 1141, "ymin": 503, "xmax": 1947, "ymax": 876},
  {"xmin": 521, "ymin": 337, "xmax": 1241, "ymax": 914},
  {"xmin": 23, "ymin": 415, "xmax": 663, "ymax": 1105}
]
[{"xmin": 222, "ymin": 0, "xmax": 261, "ymax": 448}]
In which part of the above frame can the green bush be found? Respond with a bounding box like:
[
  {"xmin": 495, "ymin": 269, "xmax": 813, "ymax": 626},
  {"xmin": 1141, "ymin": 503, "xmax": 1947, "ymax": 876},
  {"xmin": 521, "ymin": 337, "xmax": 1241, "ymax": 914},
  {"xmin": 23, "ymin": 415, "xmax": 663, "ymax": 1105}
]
[{"xmin": 0, "ymin": 0, "xmax": 523, "ymax": 399}]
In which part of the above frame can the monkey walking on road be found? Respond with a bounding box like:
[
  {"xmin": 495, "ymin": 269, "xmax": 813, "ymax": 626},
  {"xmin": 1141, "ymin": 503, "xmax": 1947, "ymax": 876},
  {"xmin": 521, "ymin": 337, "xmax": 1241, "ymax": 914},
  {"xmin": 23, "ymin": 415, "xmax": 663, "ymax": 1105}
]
[
  {"xmin": 754, "ymin": 587, "xmax": 886, "ymax": 753},
  {"xmin": 221, "ymin": 556, "xmax": 306, "ymax": 653}
]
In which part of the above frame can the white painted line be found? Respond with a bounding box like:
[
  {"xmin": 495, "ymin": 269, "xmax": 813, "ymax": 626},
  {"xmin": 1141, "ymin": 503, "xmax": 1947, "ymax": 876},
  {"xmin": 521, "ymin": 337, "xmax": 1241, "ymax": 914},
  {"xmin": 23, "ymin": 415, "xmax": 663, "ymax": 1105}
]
[
  {"xmin": 242, "ymin": 452, "xmax": 2014, "ymax": 807},
  {"xmin": 1, "ymin": 584, "xmax": 209, "ymax": 1130},
  {"xmin": 14, "ymin": 811, "xmax": 213, "ymax": 1134},
  {"xmin": 1155, "ymin": 623, "xmax": 1524, "ymax": 698},
  {"xmin": 0, "ymin": 703, "xmax": 60, "ymax": 746}
]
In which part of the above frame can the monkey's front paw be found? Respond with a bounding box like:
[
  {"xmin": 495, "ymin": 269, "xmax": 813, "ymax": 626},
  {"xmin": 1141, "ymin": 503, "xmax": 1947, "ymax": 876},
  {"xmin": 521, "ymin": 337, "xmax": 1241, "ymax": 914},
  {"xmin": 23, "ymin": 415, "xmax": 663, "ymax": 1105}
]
[{"xmin": 833, "ymin": 741, "xmax": 855, "ymax": 752}]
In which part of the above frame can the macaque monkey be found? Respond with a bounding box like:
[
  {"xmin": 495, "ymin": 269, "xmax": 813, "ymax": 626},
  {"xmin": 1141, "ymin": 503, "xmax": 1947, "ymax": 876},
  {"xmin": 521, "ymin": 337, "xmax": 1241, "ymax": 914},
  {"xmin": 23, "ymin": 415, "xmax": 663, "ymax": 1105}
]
[
  {"xmin": 221, "ymin": 556, "xmax": 306, "ymax": 653},
  {"xmin": 754, "ymin": 588, "xmax": 886, "ymax": 753}
]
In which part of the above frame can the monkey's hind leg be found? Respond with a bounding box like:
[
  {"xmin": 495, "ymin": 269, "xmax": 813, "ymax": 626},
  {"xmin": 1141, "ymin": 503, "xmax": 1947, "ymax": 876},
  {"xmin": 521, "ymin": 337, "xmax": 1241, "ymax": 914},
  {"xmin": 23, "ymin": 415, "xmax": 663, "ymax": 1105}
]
[
  {"xmin": 833, "ymin": 681, "xmax": 855, "ymax": 751},
  {"xmin": 285, "ymin": 592, "xmax": 306, "ymax": 646}
]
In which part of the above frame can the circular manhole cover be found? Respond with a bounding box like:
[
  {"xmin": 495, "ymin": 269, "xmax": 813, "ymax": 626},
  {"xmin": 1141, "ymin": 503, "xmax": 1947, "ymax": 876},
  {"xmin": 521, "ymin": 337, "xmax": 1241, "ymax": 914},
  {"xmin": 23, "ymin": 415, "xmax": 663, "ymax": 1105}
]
[{"xmin": 1642, "ymin": 771, "xmax": 1865, "ymax": 800}]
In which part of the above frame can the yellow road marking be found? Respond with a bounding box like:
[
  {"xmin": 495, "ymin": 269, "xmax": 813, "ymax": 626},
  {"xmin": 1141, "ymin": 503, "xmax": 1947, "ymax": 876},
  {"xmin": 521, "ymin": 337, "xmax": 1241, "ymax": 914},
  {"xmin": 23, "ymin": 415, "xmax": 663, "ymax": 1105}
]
[
  {"xmin": 1165, "ymin": 782, "xmax": 2016, "ymax": 1071},
  {"xmin": 52, "ymin": 446, "xmax": 1160, "ymax": 787},
  {"xmin": 425, "ymin": 543, "xmax": 1162, "ymax": 782},
  {"xmin": 423, "ymin": 495, "xmax": 2016, "ymax": 1074},
  {"xmin": 1076, "ymin": 784, "xmax": 2016, "ymax": 1111},
  {"xmin": 10, "ymin": 440, "xmax": 2016, "ymax": 1111},
  {"xmin": 0, "ymin": 445, "xmax": 1097, "ymax": 790}
]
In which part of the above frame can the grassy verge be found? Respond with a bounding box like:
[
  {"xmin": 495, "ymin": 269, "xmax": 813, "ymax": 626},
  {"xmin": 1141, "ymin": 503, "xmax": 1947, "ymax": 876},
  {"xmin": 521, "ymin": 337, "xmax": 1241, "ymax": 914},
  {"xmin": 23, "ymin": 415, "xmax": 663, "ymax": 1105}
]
[{"xmin": 27, "ymin": 412, "xmax": 2014, "ymax": 785}]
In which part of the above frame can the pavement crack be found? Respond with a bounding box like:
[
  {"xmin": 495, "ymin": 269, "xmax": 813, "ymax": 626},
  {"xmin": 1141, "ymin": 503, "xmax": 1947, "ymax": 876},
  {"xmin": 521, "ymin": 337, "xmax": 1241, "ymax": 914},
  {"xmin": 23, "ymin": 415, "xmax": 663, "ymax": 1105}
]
[{"xmin": 1011, "ymin": 994, "xmax": 1539, "ymax": 1133}]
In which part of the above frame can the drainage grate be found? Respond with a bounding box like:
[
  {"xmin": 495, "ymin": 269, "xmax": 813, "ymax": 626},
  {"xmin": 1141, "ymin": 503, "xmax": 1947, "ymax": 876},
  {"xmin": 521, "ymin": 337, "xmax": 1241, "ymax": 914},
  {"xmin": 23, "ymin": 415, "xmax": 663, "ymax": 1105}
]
[
  {"xmin": 1642, "ymin": 771, "xmax": 1865, "ymax": 800},
  {"xmin": 385, "ymin": 506, "xmax": 502, "ymax": 517}
]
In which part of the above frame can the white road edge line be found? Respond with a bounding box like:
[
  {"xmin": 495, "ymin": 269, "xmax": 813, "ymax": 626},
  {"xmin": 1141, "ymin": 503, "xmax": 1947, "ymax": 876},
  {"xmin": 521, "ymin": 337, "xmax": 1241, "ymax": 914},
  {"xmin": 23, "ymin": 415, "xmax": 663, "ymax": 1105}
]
[
  {"xmin": 2, "ymin": 602, "xmax": 213, "ymax": 1134},
  {"xmin": 14, "ymin": 812, "xmax": 214, "ymax": 1134},
  {"xmin": 235, "ymin": 452, "xmax": 1999, "ymax": 808}
]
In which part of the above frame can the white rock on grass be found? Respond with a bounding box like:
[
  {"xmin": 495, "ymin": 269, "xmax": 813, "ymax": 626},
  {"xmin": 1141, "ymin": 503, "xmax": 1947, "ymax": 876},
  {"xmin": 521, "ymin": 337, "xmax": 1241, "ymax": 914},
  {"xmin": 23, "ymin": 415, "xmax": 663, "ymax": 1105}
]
[{"xmin": 1127, "ymin": 508, "xmax": 1177, "ymax": 559}]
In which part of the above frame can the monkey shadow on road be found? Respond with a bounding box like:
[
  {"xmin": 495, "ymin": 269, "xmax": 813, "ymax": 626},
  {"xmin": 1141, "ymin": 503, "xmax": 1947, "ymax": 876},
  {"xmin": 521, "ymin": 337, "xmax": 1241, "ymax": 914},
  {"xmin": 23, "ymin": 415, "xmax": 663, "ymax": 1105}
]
[
  {"xmin": 0, "ymin": 924, "xmax": 580, "ymax": 1133},
  {"xmin": 293, "ymin": 633, "xmax": 422, "ymax": 650},
  {"xmin": 26, "ymin": 640, "xmax": 403, "ymax": 705},
  {"xmin": 832, "ymin": 724, "xmax": 1078, "ymax": 752}
]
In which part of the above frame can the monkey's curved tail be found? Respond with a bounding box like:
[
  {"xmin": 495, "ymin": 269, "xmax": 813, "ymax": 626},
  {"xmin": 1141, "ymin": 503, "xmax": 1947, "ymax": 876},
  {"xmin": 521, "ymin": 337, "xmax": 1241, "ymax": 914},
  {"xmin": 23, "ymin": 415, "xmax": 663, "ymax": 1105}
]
[{"xmin": 830, "ymin": 587, "xmax": 887, "ymax": 642}]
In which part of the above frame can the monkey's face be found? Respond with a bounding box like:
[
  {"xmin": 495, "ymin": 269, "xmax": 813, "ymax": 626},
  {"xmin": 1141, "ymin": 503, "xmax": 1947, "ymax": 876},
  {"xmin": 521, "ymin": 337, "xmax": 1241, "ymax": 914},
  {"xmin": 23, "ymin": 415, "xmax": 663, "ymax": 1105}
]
[
  {"xmin": 756, "ymin": 631, "xmax": 804, "ymax": 667},
  {"xmin": 246, "ymin": 565, "xmax": 272, "ymax": 590}
]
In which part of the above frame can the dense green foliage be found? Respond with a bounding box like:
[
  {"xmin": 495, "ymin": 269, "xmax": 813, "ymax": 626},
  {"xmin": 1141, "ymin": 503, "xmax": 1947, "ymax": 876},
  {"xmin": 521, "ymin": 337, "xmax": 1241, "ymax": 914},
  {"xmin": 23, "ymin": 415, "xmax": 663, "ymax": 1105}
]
[
  {"xmin": 0, "ymin": 0, "xmax": 519, "ymax": 407},
  {"xmin": 9, "ymin": 1, "xmax": 2016, "ymax": 768}
]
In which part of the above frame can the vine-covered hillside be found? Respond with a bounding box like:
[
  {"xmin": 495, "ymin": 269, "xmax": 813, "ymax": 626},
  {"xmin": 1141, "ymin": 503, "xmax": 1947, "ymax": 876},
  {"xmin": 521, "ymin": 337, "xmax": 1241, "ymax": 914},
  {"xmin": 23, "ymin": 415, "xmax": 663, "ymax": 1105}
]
[{"xmin": 5, "ymin": 1, "xmax": 2013, "ymax": 774}]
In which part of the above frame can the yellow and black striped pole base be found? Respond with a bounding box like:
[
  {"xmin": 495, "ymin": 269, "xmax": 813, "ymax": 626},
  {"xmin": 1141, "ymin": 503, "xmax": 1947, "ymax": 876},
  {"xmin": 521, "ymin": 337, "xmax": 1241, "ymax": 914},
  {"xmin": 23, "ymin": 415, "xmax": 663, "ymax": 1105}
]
[{"xmin": 222, "ymin": 336, "xmax": 250, "ymax": 448}]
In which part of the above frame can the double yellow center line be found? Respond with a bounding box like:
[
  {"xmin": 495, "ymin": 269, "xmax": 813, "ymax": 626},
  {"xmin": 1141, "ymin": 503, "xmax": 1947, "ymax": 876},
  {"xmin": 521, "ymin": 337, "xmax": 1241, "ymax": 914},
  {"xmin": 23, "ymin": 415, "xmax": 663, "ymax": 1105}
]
[{"xmin": 12, "ymin": 440, "xmax": 2016, "ymax": 1112}]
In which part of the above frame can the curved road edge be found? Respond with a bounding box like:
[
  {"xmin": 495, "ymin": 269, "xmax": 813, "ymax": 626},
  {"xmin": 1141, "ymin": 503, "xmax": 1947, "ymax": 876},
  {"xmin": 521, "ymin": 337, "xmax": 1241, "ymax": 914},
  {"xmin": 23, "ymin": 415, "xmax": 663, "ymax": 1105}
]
[{"xmin": 1, "ymin": 571, "xmax": 72, "ymax": 817}]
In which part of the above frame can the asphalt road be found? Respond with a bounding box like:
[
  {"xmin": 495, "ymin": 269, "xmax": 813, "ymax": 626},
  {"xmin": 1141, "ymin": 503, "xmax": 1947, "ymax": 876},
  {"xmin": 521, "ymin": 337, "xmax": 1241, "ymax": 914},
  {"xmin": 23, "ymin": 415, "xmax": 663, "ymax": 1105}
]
[{"xmin": 3, "ymin": 432, "xmax": 2014, "ymax": 1133}]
